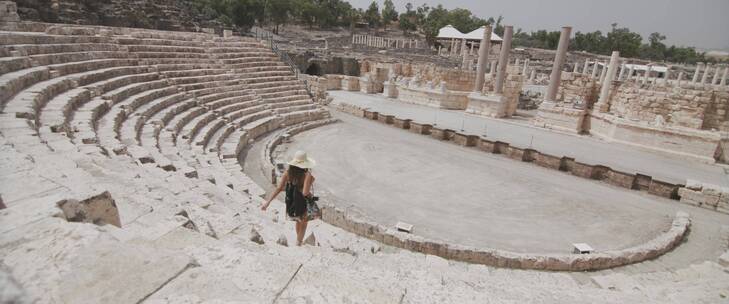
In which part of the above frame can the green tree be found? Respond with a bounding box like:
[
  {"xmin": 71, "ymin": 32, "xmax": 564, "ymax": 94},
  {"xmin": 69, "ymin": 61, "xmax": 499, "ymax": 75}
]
[
  {"xmin": 572, "ymin": 31, "xmax": 606, "ymax": 54},
  {"xmin": 267, "ymin": 0, "xmax": 291, "ymax": 34},
  {"xmin": 364, "ymin": 1, "xmax": 380, "ymax": 28},
  {"xmin": 381, "ymin": 0, "xmax": 398, "ymax": 29},
  {"xmin": 605, "ymin": 24, "xmax": 642, "ymax": 58},
  {"xmin": 398, "ymin": 2, "xmax": 417, "ymax": 34},
  {"xmin": 230, "ymin": 0, "xmax": 264, "ymax": 30}
]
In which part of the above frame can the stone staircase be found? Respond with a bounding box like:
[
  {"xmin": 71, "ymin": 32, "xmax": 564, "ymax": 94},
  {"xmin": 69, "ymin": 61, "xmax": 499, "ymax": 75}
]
[{"xmin": 0, "ymin": 22, "xmax": 728, "ymax": 303}]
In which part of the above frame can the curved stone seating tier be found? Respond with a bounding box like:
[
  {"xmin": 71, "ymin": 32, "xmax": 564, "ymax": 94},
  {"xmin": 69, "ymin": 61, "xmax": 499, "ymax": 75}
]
[{"xmin": 4, "ymin": 62, "xmax": 142, "ymax": 122}]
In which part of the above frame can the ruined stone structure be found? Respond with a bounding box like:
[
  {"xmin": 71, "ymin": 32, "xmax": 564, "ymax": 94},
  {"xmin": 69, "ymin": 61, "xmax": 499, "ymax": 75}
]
[{"xmin": 3, "ymin": 2, "xmax": 729, "ymax": 301}]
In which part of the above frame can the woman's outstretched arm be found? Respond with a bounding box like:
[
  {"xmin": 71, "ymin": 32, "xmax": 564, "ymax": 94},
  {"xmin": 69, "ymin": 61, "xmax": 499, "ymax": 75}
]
[{"xmin": 261, "ymin": 171, "xmax": 288, "ymax": 211}]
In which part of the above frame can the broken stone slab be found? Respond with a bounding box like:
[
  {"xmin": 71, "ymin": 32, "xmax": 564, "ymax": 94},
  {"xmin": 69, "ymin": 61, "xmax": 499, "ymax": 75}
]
[
  {"xmin": 57, "ymin": 240, "xmax": 197, "ymax": 304},
  {"xmin": 56, "ymin": 191, "xmax": 122, "ymax": 227},
  {"xmin": 249, "ymin": 226, "xmax": 264, "ymax": 244},
  {"xmin": 277, "ymin": 234, "xmax": 289, "ymax": 247},
  {"xmin": 303, "ymin": 233, "xmax": 317, "ymax": 246}
]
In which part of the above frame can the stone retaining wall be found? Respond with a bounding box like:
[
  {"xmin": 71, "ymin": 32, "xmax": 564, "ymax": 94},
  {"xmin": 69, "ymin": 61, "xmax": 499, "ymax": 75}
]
[
  {"xmin": 319, "ymin": 200, "xmax": 690, "ymax": 271},
  {"xmin": 341, "ymin": 104, "xmax": 723, "ymax": 210},
  {"xmin": 678, "ymin": 180, "xmax": 729, "ymax": 214},
  {"xmin": 265, "ymin": 105, "xmax": 693, "ymax": 270}
]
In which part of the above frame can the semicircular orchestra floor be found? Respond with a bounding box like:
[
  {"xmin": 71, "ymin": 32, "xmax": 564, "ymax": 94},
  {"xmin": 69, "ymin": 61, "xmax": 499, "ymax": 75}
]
[{"xmin": 273, "ymin": 112, "xmax": 703, "ymax": 254}]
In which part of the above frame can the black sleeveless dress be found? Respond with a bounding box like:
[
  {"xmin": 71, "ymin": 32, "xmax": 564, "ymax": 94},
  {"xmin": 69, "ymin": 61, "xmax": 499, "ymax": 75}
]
[{"xmin": 285, "ymin": 182, "xmax": 307, "ymax": 220}]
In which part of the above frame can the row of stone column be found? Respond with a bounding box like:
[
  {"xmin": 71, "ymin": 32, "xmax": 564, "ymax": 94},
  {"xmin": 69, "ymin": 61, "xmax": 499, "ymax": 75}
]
[
  {"xmin": 351, "ymin": 34, "xmax": 419, "ymax": 49},
  {"xmin": 574, "ymin": 59, "xmax": 728, "ymax": 88},
  {"xmin": 473, "ymin": 25, "xmax": 515, "ymax": 95},
  {"xmin": 689, "ymin": 63, "xmax": 728, "ymax": 86}
]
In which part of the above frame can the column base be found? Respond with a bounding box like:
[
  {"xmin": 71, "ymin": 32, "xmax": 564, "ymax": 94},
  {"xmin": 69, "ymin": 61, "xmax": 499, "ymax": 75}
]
[
  {"xmin": 465, "ymin": 92, "xmax": 508, "ymax": 118},
  {"xmin": 533, "ymin": 101, "xmax": 588, "ymax": 134}
]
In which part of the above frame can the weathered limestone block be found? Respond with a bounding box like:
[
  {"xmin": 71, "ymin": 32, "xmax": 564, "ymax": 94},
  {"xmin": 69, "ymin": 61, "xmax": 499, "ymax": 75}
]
[
  {"xmin": 383, "ymin": 81, "xmax": 398, "ymax": 98},
  {"xmin": 342, "ymin": 76, "xmax": 360, "ymax": 91},
  {"xmin": 377, "ymin": 114, "xmax": 394, "ymax": 125},
  {"xmin": 0, "ymin": 1, "xmax": 21, "ymax": 22},
  {"xmin": 325, "ymin": 74, "xmax": 343, "ymax": 90},
  {"xmin": 452, "ymin": 133, "xmax": 478, "ymax": 147},
  {"xmin": 504, "ymin": 146, "xmax": 526, "ymax": 161},
  {"xmin": 532, "ymin": 152, "xmax": 563, "ymax": 170},
  {"xmin": 396, "ymin": 84, "xmax": 470, "ymax": 110},
  {"xmin": 56, "ymin": 191, "xmax": 121, "ymax": 227},
  {"xmin": 534, "ymin": 101, "xmax": 588, "ymax": 134},
  {"xmin": 605, "ymin": 169, "xmax": 636, "ymax": 189},
  {"xmin": 409, "ymin": 122, "xmax": 431, "ymax": 135},
  {"xmin": 477, "ymin": 138, "xmax": 496, "ymax": 153},
  {"xmin": 363, "ymin": 110, "xmax": 378, "ymax": 120},
  {"xmin": 678, "ymin": 187, "xmax": 712, "ymax": 207},
  {"xmin": 493, "ymin": 141, "xmax": 510, "ymax": 154},
  {"xmin": 648, "ymin": 180, "xmax": 679, "ymax": 199},
  {"xmin": 430, "ymin": 127, "xmax": 454, "ymax": 141},
  {"xmin": 465, "ymin": 93, "xmax": 509, "ymax": 118},
  {"xmin": 570, "ymin": 161, "xmax": 595, "ymax": 179},
  {"xmin": 393, "ymin": 118, "xmax": 411, "ymax": 129},
  {"xmin": 719, "ymin": 251, "xmax": 729, "ymax": 267}
]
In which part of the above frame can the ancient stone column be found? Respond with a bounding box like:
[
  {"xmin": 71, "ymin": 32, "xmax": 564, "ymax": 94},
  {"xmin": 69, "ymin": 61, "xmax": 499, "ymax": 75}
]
[
  {"xmin": 461, "ymin": 40, "xmax": 470, "ymax": 69},
  {"xmin": 701, "ymin": 64, "xmax": 711, "ymax": 84},
  {"xmin": 627, "ymin": 65, "xmax": 635, "ymax": 81},
  {"xmin": 677, "ymin": 71, "xmax": 685, "ymax": 87},
  {"xmin": 438, "ymin": 45, "xmax": 442, "ymax": 55},
  {"xmin": 572, "ymin": 63, "xmax": 580, "ymax": 73},
  {"xmin": 590, "ymin": 61, "xmax": 599, "ymax": 79},
  {"xmin": 642, "ymin": 65, "xmax": 652, "ymax": 85},
  {"xmin": 494, "ymin": 26, "xmax": 514, "ymax": 94},
  {"xmin": 546, "ymin": 26, "xmax": 572, "ymax": 101},
  {"xmin": 489, "ymin": 60, "xmax": 497, "ymax": 75},
  {"xmin": 722, "ymin": 66, "xmax": 728, "ymax": 86},
  {"xmin": 473, "ymin": 25, "xmax": 493, "ymax": 92},
  {"xmin": 524, "ymin": 59, "xmax": 531, "ymax": 75},
  {"xmin": 617, "ymin": 62, "xmax": 626, "ymax": 80},
  {"xmin": 597, "ymin": 51, "xmax": 620, "ymax": 109},
  {"xmin": 712, "ymin": 65, "xmax": 723, "ymax": 85},
  {"xmin": 692, "ymin": 62, "xmax": 703, "ymax": 83},
  {"xmin": 470, "ymin": 42, "xmax": 475, "ymax": 55},
  {"xmin": 599, "ymin": 61, "xmax": 608, "ymax": 82},
  {"xmin": 663, "ymin": 66, "xmax": 671, "ymax": 86},
  {"xmin": 515, "ymin": 58, "xmax": 521, "ymax": 67},
  {"xmin": 529, "ymin": 69, "xmax": 536, "ymax": 84},
  {"xmin": 582, "ymin": 59, "xmax": 590, "ymax": 74}
]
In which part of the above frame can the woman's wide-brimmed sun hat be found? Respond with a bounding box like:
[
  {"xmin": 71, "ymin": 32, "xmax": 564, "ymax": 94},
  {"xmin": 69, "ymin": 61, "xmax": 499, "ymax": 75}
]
[{"xmin": 288, "ymin": 150, "xmax": 316, "ymax": 169}]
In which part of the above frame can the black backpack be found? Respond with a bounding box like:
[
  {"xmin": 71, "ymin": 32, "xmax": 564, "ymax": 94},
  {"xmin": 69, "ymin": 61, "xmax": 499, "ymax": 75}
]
[{"xmin": 285, "ymin": 182, "xmax": 307, "ymax": 218}]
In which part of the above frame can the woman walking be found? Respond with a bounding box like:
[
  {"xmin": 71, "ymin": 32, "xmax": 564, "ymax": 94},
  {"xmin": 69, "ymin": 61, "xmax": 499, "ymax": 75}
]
[{"xmin": 261, "ymin": 150, "xmax": 317, "ymax": 246}]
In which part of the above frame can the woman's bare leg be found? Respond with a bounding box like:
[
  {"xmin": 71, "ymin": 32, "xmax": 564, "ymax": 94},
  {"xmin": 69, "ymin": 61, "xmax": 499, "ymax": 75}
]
[
  {"xmin": 295, "ymin": 221, "xmax": 302, "ymax": 244},
  {"xmin": 296, "ymin": 215, "xmax": 308, "ymax": 246}
]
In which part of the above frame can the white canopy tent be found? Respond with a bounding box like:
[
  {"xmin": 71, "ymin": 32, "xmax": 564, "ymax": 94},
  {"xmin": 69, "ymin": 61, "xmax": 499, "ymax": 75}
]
[
  {"xmin": 436, "ymin": 25, "xmax": 503, "ymax": 42},
  {"xmin": 463, "ymin": 26, "xmax": 503, "ymax": 42}
]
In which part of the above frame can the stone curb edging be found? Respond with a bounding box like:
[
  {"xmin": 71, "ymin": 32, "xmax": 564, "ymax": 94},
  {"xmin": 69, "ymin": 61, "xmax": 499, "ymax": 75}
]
[
  {"xmin": 320, "ymin": 200, "xmax": 689, "ymax": 271},
  {"xmin": 333, "ymin": 102, "xmax": 729, "ymax": 215},
  {"xmin": 264, "ymin": 104, "xmax": 691, "ymax": 271}
]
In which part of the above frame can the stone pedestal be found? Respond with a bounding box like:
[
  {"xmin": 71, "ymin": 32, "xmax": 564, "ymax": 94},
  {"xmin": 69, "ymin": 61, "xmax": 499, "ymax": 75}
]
[
  {"xmin": 534, "ymin": 101, "xmax": 588, "ymax": 134},
  {"xmin": 383, "ymin": 81, "xmax": 398, "ymax": 98},
  {"xmin": 0, "ymin": 1, "xmax": 20, "ymax": 22},
  {"xmin": 466, "ymin": 93, "xmax": 510, "ymax": 118},
  {"xmin": 342, "ymin": 76, "xmax": 360, "ymax": 91}
]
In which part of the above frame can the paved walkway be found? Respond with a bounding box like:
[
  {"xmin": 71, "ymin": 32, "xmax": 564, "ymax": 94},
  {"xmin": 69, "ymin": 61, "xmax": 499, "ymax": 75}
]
[{"xmin": 330, "ymin": 90, "xmax": 729, "ymax": 186}]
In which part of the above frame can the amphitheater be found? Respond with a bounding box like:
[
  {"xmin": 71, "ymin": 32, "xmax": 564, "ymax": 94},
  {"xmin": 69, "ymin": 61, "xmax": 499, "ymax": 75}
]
[{"xmin": 1, "ymin": 1, "xmax": 729, "ymax": 303}]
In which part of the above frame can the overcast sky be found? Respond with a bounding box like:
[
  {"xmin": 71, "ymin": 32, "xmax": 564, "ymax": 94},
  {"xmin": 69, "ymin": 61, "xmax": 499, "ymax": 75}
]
[{"xmin": 349, "ymin": 0, "xmax": 729, "ymax": 51}]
